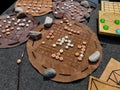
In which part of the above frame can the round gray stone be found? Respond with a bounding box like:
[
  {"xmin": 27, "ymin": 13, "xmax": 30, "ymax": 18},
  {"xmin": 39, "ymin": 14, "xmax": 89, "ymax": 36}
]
[
  {"xmin": 88, "ymin": 51, "xmax": 100, "ymax": 63},
  {"xmin": 43, "ymin": 68, "xmax": 56, "ymax": 78},
  {"xmin": 15, "ymin": 7, "xmax": 24, "ymax": 13},
  {"xmin": 80, "ymin": 0, "xmax": 90, "ymax": 8},
  {"xmin": 84, "ymin": 13, "xmax": 90, "ymax": 19}
]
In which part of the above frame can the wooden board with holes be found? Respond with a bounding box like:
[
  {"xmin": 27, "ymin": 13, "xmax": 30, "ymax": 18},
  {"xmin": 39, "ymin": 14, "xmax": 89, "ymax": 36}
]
[
  {"xmin": 99, "ymin": 11, "xmax": 120, "ymax": 36},
  {"xmin": 26, "ymin": 19, "xmax": 102, "ymax": 82},
  {"xmin": 53, "ymin": 1, "xmax": 93, "ymax": 22},
  {"xmin": 101, "ymin": 1, "xmax": 120, "ymax": 13},
  {"xmin": 15, "ymin": 0, "xmax": 54, "ymax": 16},
  {"xmin": 0, "ymin": 13, "xmax": 37, "ymax": 48}
]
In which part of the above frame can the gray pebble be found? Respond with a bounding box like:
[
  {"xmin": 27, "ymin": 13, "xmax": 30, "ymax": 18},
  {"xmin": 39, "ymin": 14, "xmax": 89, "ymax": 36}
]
[
  {"xmin": 17, "ymin": 13, "xmax": 27, "ymax": 19},
  {"xmin": 43, "ymin": 68, "xmax": 56, "ymax": 78},
  {"xmin": 88, "ymin": 51, "xmax": 100, "ymax": 63},
  {"xmin": 84, "ymin": 13, "xmax": 90, "ymax": 19},
  {"xmin": 29, "ymin": 31, "xmax": 42, "ymax": 41},
  {"xmin": 44, "ymin": 16, "xmax": 53, "ymax": 28},
  {"xmin": 80, "ymin": 0, "xmax": 90, "ymax": 8},
  {"xmin": 15, "ymin": 7, "xmax": 24, "ymax": 13}
]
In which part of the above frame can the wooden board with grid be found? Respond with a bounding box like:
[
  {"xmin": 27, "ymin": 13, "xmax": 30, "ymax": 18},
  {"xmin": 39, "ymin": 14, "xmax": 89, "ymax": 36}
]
[
  {"xmin": 99, "ymin": 11, "xmax": 120, "ymax": 36},
  {"xmin": 101, "ymin": 1, "xmax": 120, "ymax": 13},
  {"xmin": 27, "ymin": 19, "xmax": 102, "ymax": 82},
  {"xmin": 15, "ymin": 0, "xmax": 54, "ymax": 16}
]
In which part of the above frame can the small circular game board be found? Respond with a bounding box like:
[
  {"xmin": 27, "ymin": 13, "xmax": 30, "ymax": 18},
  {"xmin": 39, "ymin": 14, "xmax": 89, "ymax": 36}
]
[
  {"xmin": 53, "ymin": 0, "xmax": 93, "ymax": 22},
  {"xmin": 27, "ymin": 19, "xmax": 102, "ymax": 82},
  {"xmin": 99, "ymin": 11, "xmax": 120, "ymax": 36},
  {"xmin": 15, "ymin": 0, "xmax": 54, "ymax": 16},
  {"xmin": 0, "ymin": 13, "xmax": 37, "ymax": 48}
]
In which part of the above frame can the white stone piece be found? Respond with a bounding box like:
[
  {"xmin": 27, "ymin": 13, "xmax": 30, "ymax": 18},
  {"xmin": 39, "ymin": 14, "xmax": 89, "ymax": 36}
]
[
  {"xmin": 8, "ymin": 21, "xmax": 11, "ymax": 24},
  {"xmin": 14, "ymin": 22, "xmax": 17, "ymax": 25},
  {"xmin": 80, "ymin": 54, "xmax": 84, "ymax": 58},
  {"xmin": 52, "ymin": 44, "xmax": 56, "ymax": 48},
  {"xmin": 59, "ymin": 42, "xmax": 63, "ymax": 46},
  {"xmin": 17, "ymin": 19, "xmax": 21, "ymax": 23},
  {"xmin": 70, "ymin": 44, "xmax": 74, "ymax": 47},
  {"xmin": 65, "ymin": 46, "xmax": 69, "ymax": 49},
  {"xmin": 59, "ymin": 49, "xmax": 64, "ymax": 54},
  {"xmin": 54, "ymin": 11, "xmax": 58, "ymax": 14},
  {"xmin": 6, "ymin": 15, "xmax": 10, "ymax": 19},
  {"xmin": 68, "ymin": 40, "xmax": 71, "ymax": 43},
  {"xmin": 15, "ymin": 7, "xmax": 24, "ymax": 13},
  {"xmin": 65, "ymin": 39, "xmax": 68, "ymax": 43},
  {"xmin": 44, "ymin": 16, "xmax": 53, "ymax": 24},
  {"xmin": 65, "ymin": 36, "xmax": 68, "ymax": 39},
  {"xmin": 12, "ymin": 18, "xmax": 15, "ymax": 21},
  {"xmin": 26, "ymin": 24, "xmax": 29, "ymax": 27},
  {"xmin": 3, "ymin": 20, "xmax": 7, "ymax": 23},
  {"xmin": 80, "ymin": 0, "xmax": 90, "ymax": 8},
  {"xmin": 22, "ymin": 19, "xmax": 26, "ymax": 22},
  {"xmin": 17, "ymin": 27, "xmax": 21, "ymax": 30},
  {"xmin": 44, "ymin": 16, "xmax": 53, "ymax": 28},
  {"xmin": 28, "ymin": 20, "xmax": 32, "ymax": 23},
  {"xmin": 57, "ymin": 39, "xmax": 61, "ymax": 42}
]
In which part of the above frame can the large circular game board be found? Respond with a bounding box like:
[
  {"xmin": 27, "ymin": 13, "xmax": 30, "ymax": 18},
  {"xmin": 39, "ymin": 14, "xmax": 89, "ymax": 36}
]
[
  {"xmin": 0, "ymin": 13, "xmax": 37, "ymax": 48},
  {"xmin": 27, "ymin": 19, "xmax": 102, "ymax": 82},
  {"xmin": 15, "ymin": 0, "xmax": 54, "ymax": 16},
  {"xmin": 53, "ymin": 0, "xmax": 94, "ymax": 22}
]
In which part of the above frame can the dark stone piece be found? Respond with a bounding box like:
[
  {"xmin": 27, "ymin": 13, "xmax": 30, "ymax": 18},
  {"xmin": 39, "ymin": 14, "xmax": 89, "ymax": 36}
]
[
  {"xmin": 29, "ymin": 31, "xmax": 42, "ymax": 41},
  {"xmin": 17, "ymin": 13, "xmax": 27, "ymax": 19},
  {"xmin": 43, "ymin": 68, "xmax": 56, "ymax": 79}
]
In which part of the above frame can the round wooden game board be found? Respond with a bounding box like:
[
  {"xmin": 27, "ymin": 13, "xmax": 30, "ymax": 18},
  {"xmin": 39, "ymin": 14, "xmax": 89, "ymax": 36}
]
[
  {"xmin": 15, "ymin": 0, "xmax": 54, "ymax": 16},
  {"xmin": 0, "ymin": 13, "xmax": 37, "ymax": 48},
  {"xmin": 53, "ymin": 1, "xmax": 93, "ymax": 22},
  {"xmin": 27, "ymin": 19, "xmax": 102, "ymax": 82}
]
